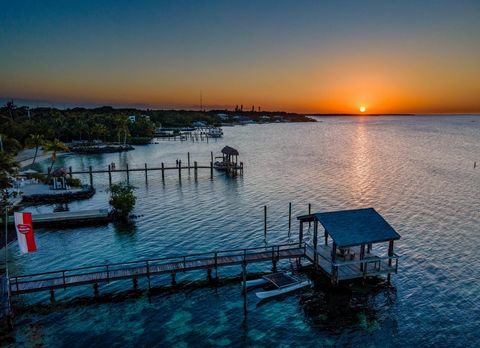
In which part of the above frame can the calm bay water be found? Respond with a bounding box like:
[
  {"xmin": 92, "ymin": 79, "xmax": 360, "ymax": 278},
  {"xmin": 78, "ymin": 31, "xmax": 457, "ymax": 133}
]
[{"xmin": 2, "ymin": 115, "xmax": 480, "ymax": 347}]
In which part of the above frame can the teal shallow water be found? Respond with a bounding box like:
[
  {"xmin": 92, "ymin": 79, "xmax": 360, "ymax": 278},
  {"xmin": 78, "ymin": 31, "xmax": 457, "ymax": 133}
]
[{"xmin": 2, "ymin": 116, "xmax": 480, "ymax": 347}]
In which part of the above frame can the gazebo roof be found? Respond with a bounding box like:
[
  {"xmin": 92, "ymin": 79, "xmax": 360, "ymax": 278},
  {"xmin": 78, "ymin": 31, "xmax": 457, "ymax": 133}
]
[
  {"xmin": 315, "ymin": 208, "xmax": 400, "ymax": 248},
  {"xmin": 221, "ymin": 146, "xmax": 239, "ymax": 156}
]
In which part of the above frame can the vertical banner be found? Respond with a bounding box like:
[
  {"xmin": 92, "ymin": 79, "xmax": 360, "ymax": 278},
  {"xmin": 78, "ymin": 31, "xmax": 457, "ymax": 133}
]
[{"xmin": 14, "ymin": 212, "xmax": 37, "ymax": 253}]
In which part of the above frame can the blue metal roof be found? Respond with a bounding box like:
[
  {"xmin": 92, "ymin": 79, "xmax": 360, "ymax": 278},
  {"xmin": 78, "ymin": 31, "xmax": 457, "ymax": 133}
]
[{"xmin": 315, "ymin": 208, "xmax": 400, "ymax": 248}]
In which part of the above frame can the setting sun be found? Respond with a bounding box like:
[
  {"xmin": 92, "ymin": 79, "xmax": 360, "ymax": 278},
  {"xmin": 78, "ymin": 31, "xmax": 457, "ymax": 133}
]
[{"xmin": 359, "ymin": 106, "xmax": 366, "ymax": 113}]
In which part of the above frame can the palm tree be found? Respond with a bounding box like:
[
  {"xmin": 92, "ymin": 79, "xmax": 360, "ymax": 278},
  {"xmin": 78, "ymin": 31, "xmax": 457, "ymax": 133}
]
[
  {"xmin": 43, "ymin": 139, "xmax": 68, "ymax": 178},
  {"xmin": 91, "ymin": 123, "xmax": 108, "ymax": 141},
  {"xmin": 0, "ymin": 151, "xmax": 18, "ymax": 190},
  {"xmin": 116, "ymin": 117, "xmax": 130, "ymax": 145},
  {"xmin": 25, "ymin": 134, "xmax": 45, "ymax": 164}
]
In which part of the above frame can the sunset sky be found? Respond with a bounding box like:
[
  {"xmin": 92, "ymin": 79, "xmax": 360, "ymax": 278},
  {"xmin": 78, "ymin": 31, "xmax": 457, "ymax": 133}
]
[{"xmin": 1, "ymin": 0, "xmax": 479, "ymax": 113}]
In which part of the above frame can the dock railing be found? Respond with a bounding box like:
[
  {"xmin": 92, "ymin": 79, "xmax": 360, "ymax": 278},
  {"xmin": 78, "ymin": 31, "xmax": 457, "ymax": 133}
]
[
  {"xmin": 305, "ymin": 244, "xmax": 399, "ymax": 280},
  {"xmin": 10, "ymin": 243, "xmax": 306, "ymax": 294}
]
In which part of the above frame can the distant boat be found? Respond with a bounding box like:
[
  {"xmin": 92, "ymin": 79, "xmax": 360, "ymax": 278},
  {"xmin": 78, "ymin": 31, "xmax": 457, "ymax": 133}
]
[{"xmin": 206, "ymin": 127, "xmax": 223, "ymax": 138}]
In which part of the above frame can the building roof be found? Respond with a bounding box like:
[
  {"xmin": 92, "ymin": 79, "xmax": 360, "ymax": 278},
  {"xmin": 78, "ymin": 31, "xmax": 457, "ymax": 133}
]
[
  {"xmin": 315, "ymin": 208, "xmax": 400, "ymax": 248},
  {"xmin": 221, "ymin": 146, "xmax": 239, "ymax": 156}
]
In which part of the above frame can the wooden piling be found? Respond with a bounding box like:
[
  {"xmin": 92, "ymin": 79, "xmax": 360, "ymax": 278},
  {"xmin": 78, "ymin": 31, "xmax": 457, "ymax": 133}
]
[
  {"xmin": 178, "ymin": 160, "xmax": 182, "ymax": 181},
  {"xmin": 144, "ymin": 163, "xmax": 148, "ymax": 184},
  {"xmin": 188, "ymin": 152, "xmax": 191, "ymax": 175},
  {"xmin": 171, "ymin": 273, "xmax": 177, "ymax": 286},
  {"xmin": 126, "ymin": 163, "xmax": 130, "ymax": 183},
  {"xmin": 194, "ymin": 161, "xmax": 198, "ymax": 181},
  {"xmin": 242, "ymin": 251, "xmax": 247, "ymax": 317},
  {"xmin": 207, "ymin": 268, "xmax": 212, "ymax": 282},
  {"xmin": 69, "ymin": 166, "xmax": 72, "ymax": 179},
  {"xmin": 93, "ymin": 283, "xmax": 99, "ymax": 297},
  {"xmin": 272, "ymin": 246, "xmax": 277, "ymax": 272},
  {"xmin": 161, "ymin": 162, "xmax": 165, "ymax": 183},
  {"xmin": 299, "ymin": 222, "xmax": 304, "ymax": 247},
  {"xmin": 210, "ymin": 161, "xmax": 213, "ymax": 179},
  {"xmin": 264, "ymin": 205, "xmax": 267, "ymax": 241},
  {"xmin": 89, "ymin": 166, "xmax": 93, "ymax": 187},
  {"xmin": 108, "ymin": 165, "xmax": 112, "ymax": 186},
  {"xmin": 308, "ymin": 203, "xmax": 312, "ymax": 228},
  {"xmin": 133, "ymin": 277, "xmax": 138, "ymax": 291},
  {"xmin": 288, "ymin": 202, "xmax": 292, "ymax": 234},
  {"xmin": 146, "ymin": 261, "xmax": 151, "ymax": 291},
  {"xmin": 50, "ymin": 288, "xmax": 55, "ymax": 304}
]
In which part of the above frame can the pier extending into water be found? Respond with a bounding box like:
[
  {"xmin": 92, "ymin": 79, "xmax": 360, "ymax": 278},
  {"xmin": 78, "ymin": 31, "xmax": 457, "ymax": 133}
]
[
  {"xmin": 9, "ymin": 243, "xmax": 304, "ymax": 298},
  {"xmin": 51, "ymin": 151, "xmax": 244, "ymax": 187}
]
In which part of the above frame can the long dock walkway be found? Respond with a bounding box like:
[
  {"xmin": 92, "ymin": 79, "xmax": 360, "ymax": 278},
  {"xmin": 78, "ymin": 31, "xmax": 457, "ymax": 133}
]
[
  {"xmin": 9, "ymin": 244, "xmax": 305, "ymax": 295},
  {"xmin": 6, "ymin": 209, "xmax": 111, "ymax": 227}
]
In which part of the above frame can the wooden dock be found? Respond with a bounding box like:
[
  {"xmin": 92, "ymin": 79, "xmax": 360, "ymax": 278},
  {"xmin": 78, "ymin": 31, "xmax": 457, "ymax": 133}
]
[
  {"xmin": 6, "ymin": 209, "xmax": 111, "ymax": 227},
  {"xmin": 9, "ymin": 244, "xmax": 305, "ymax": 296},
  {"xmin": 54, "ymin": 152, "xmax": 244, "ymax": 187}
]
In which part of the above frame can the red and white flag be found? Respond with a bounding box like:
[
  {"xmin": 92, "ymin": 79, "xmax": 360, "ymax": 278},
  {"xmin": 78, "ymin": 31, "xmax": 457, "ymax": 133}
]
[{"xmin": 14, "ymin": 212, "xmax": 37, "ymax": 253}]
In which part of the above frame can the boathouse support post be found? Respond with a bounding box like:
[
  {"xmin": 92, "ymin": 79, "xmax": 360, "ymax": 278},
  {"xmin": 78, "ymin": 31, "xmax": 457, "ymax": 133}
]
[
  {"xmin": 50, "ymin": 288, "xmax": 55, "ymax": 304},
  {"xmin": 93, "ymin": 283, "xmax": 99, "ymax": 297},
  {"xmin": 133, "ymin": 277, "xmax": 138, "ymax": 291},
  {"xmin": 144, "ymin": 163, "xmax": 148, "ymax": 184},
  {"xmin": 324, "ymin": 230, "xmax": 328, "ymax": 245},
  {"xmin": 299, "ymin": 221, "xmax": 303, "ymax": 247},
  {"xmin": 108, "ymin": 165, "xmax": 112, "ymax": 186},
  {"xmin": 240, "ymin": 162, "xmax": 244, "ymax": 176},
  {"xmin": 331, "ymin": 243, "xmax": 337, "ymax": 285},
  {"xmin": 387, "ymin": 240, "xmax": 394, "ymax": 283},
  {"xmin": 126, "ymin": 163, "xmax": 130, "ymax": 183},
  {"xmin": 194, "ymin": 161, "xmax": 198, "ymax": 181},
  {"xmin": 187, "ymin": 152, "xmax": 191, "ymax": 175},
  {"xmin": 171, "ymin": 273, "xmax": 176, "ymax": 286},
  {"xmin": 89, "ymin": 166, "xmax": 93, "ymax": 187},
  {"xmin": 69, "ymin": 166, "xmax": 72, "ymax": 179},
  {"xmin": 360, "ymin": 244, "xmax": 366, "ymax": 272},
  {"xmin": 161, "ymin": 162, "xmax": 165, "ymax": 183}
]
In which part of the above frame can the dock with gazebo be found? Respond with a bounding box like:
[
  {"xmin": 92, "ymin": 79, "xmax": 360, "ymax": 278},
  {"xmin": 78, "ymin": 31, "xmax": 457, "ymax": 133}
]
[
  {"xmin": 213, "ymin": 146, "xmax": 243, "ymax": 177},
  {"xmin": 297, "ymin": 207, "xmax": 400, "ymax": 285}
]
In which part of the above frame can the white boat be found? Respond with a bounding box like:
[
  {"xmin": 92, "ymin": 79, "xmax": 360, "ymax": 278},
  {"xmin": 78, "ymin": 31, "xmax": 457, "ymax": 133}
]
[
  {"xmin": 206, "ymin": 127, "xmax": 223, "ymax": 138},
  {"xmin": 245, "ymin": 278, "xmax": 269, "ymax": 288},
  {"xmin": 244, "ymin": 272, "xmax": 292, "ymax": 289},
  {"xmin": 255, "ymin": 280, "xmax": 311, "ymax": 299},
  {"xmin": 243, "ymin": 272, "xmax": 312, "ymax": 299}
]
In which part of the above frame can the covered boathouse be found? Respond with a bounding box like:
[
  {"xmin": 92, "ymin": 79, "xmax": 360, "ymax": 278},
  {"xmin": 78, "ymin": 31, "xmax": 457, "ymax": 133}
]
[{"xmin": 297, "ymin": 208, "xmax": 400, "ymax": 285}]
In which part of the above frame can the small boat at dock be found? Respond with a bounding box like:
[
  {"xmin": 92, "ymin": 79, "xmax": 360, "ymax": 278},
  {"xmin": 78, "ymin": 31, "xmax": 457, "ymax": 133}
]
[{"xmin": 244, "ymin": 272, "xmax": 312, "ymax": 299}]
